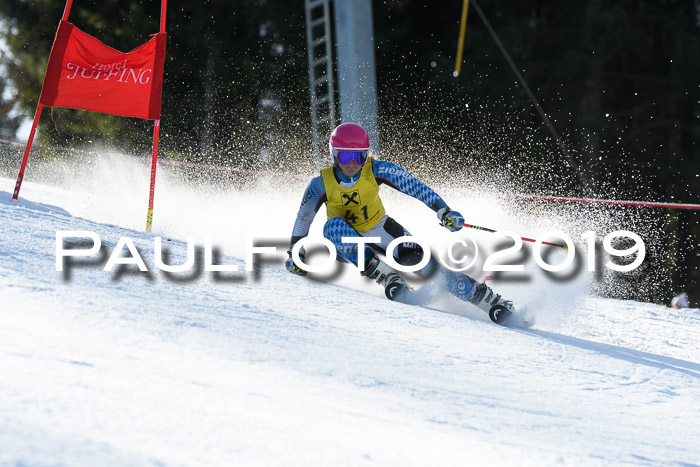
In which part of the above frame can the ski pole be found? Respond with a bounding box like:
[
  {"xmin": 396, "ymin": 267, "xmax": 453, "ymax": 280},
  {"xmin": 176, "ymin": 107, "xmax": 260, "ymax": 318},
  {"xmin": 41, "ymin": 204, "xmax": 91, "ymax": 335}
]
[{"xmin": 463, "ymin": 223, "xmax": 566, "ymax": 249}]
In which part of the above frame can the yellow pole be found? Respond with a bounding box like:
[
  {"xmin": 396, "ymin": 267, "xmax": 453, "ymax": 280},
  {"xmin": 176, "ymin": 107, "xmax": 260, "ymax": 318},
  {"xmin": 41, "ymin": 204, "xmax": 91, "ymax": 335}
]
[{"xmin": 454, "ymin": 0, "xmax": 470, "ymax": 77}]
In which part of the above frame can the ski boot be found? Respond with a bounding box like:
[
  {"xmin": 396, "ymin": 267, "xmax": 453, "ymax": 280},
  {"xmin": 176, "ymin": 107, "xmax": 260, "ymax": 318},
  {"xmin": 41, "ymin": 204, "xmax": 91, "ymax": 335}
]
[
  {"xmin": 363, "ymin": 255, "xmax": 410, "ymax": 301},
  {"xmin": 470, "ymin": 282, "xmax": 516, "ymax": 324}
]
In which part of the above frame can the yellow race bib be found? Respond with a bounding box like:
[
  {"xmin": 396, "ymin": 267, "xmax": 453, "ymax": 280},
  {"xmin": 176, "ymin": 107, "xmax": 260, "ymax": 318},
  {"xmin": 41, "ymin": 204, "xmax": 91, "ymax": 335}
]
[{"xmin": 321, "ymin": 159, "xmax": 386, "ymax": 232}]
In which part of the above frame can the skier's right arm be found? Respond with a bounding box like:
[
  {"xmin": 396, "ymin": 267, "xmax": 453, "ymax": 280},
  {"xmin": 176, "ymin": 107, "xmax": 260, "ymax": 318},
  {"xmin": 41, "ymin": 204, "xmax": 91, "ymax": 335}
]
[{"xmin": 287, "ymin": 176, "xmax": 327, "ymax": 275}]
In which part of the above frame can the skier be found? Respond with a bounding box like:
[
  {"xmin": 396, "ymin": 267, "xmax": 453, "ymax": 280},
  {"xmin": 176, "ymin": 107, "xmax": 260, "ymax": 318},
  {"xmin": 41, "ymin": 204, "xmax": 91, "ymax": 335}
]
[{"xmin": 285, "ymin": 122, "xmax": 516, "ymax": 324}]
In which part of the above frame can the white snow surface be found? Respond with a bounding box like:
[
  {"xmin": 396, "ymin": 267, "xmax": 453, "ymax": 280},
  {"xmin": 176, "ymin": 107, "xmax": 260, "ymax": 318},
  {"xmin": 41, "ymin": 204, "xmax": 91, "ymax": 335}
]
[{"xmin": 1, "ymin": 157, "xmax": 699, "ymax": 466}]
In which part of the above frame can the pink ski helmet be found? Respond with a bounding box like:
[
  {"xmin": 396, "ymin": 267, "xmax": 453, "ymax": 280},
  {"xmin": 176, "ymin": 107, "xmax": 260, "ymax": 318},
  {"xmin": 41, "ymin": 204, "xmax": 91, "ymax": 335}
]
[{"xmin": 329, "ymin": 123, "xmax": 370, "ymax": 166}]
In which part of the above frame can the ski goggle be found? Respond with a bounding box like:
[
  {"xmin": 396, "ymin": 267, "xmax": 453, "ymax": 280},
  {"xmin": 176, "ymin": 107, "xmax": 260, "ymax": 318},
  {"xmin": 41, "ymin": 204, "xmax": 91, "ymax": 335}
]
[{"xmin": 334, "ymin": 149, "xmax": 368, "ymax": 166}]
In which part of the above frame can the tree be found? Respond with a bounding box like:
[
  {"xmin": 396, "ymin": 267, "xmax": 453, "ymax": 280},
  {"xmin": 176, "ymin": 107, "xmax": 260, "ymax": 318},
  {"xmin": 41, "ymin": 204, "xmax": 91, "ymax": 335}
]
[
  {"xmin": 0, "ymin": 0, "xmax": 311, "ymax": 167},
  {"xmin": 0, "ymin": 74, "xmax": 21, "ymax": 140},
  {"xmin": 370, "ymin": 0, "xmax": 699, "ymax": 302}
]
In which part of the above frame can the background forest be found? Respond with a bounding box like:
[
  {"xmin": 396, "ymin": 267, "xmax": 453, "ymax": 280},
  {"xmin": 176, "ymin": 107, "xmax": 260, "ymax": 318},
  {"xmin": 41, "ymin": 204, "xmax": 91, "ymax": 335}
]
[{"xmin": 0, "ymin": 0, "xmax": 698, "ymax": 303}]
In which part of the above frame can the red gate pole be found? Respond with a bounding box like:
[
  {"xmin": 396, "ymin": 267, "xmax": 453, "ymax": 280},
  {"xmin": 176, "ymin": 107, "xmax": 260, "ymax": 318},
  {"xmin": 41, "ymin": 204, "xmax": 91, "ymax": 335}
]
[
  {"xmin": 160, "ymin": 0, "xmax": 167, "ymax": 31},
  {"xmin": 145, "ymin": 0, "xmax": 167, "ymax": 232},
  {"xmin": 146, "ymin": 119, "xmax": 160, "ymax": 232},
  {"xmin": 61, "ymin": 0, "xmax": 74, "ymax": 21},
  {"xmin": 12, "ymin": 103, "xmax": 44, "ymax": 201}
]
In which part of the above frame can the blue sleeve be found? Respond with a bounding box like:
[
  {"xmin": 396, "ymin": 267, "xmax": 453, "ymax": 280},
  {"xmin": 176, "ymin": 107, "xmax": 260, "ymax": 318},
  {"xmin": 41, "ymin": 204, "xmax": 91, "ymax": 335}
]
[
  {"xmin": 372, "ymin": 159, "xmax": 448, "ymax": 212},
  {"xmin": 290, "ymin": 175, "xmax": 326, "ymax": 249}
]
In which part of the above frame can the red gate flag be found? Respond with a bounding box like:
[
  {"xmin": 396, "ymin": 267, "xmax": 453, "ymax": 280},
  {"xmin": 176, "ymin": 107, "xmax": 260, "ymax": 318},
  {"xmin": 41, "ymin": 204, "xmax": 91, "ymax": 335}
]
[
  {"xmin": 13, "ymin": 0, "xmax": 169, "ymax": 233},
  {"xmin": 39, "ymin": 21, "xmax": 167, "ymax": 120}
]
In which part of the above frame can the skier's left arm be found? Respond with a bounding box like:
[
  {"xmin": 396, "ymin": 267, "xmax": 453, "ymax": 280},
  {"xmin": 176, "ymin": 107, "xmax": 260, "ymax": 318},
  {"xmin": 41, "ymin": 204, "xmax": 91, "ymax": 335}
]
[{"xmin": 372, "ymin": 159, "xmax": 464, "ymax": 232}]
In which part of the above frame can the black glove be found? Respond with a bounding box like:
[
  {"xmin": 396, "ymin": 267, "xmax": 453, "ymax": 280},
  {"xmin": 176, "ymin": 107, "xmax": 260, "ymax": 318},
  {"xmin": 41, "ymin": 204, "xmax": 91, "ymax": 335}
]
[{"xmin": 285, "ymin": 247, "xmax": 307, "ymax": 276}]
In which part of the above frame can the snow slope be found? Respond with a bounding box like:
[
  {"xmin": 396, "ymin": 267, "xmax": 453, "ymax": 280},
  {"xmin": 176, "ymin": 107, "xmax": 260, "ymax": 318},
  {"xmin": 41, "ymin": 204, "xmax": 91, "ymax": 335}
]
[{"xmin": 1, "ymin": 159, "xmax": 699, "ymax": 466}]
